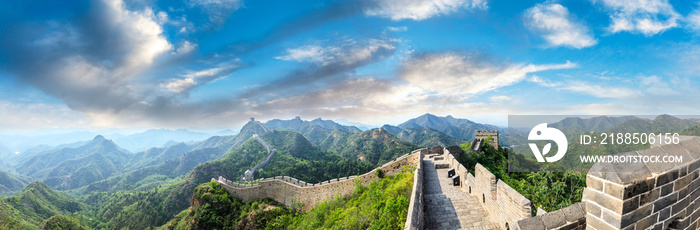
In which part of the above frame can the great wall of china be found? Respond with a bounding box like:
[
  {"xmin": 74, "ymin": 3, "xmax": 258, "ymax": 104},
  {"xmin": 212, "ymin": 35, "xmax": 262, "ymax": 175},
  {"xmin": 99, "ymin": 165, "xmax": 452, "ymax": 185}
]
[{"xmin": 214, "ymin": 132, "xmax": 700, "ymax": 230}]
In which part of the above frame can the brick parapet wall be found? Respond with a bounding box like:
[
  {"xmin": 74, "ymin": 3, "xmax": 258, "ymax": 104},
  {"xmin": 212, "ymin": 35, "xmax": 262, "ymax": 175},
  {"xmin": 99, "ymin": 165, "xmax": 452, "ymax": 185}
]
[
  {"xmin": 444, "ymin": 148, "xmax": 532, "ymax": 229},
  {"xmin": 405, "ymin": 148, "xmax": 426, "ymax": 230},
  {"xmin": 583, "ymin": 136, "xmax": 700, "ymax": 230},
  {"xmin": 515, "ymin": 203, "xmax": 586, "ymax": 230},
  {"xmin": 215, "ymin": 149, "xmax": 423, "ymax": 212}
]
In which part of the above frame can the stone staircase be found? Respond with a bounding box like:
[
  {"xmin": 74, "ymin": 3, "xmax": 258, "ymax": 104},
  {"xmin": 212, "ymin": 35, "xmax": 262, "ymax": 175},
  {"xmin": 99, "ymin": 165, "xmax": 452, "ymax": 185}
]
[{"xmin": 423, "ymin": 159, "xmax": 501, "ymax": 230}]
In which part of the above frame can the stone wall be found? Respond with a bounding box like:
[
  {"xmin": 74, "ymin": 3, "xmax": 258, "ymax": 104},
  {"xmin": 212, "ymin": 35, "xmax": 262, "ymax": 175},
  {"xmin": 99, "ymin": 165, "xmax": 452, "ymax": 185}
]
[
  {"xmin": 582, "ymin": 136, "xmax": 700, "ymax": 230},
  {"xmin": 444, "ymin": 148, "xmax": 532, "ymax": 229},
  {"xmin": 405, "ymin": 148, "xmax": 427, "ymax": 230},
  {"xmin": 515, "ymin": 203, "xmax": 586, "ymax": 230},
  {"xmin": 215, "ymin": 150, "xmax": 423, "ymax": 212},
  {"xmin": 474, "ymin": 130, "xmax": 499, "ymax": 150},
  {"xmin": 242, "ymin": 134, "xmax": 276, "ymax": 182}
]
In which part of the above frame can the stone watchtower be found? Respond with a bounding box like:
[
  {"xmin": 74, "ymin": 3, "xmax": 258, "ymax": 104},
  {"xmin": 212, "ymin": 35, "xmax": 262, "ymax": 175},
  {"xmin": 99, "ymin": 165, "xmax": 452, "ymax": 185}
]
[{"xmin": 470, "ymin": 130, "xmax": 499, "ymax": 151}]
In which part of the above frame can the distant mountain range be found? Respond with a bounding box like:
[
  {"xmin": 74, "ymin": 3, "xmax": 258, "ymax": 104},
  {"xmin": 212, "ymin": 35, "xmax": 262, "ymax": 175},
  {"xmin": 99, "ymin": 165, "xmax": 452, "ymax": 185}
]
[
  {"xmin": 0, "ymin": 128, "xmax": 238, "ymax": 154},
  {"xmin": 396, "ymin": 113, "xmax": 505, "ymax": 141}
]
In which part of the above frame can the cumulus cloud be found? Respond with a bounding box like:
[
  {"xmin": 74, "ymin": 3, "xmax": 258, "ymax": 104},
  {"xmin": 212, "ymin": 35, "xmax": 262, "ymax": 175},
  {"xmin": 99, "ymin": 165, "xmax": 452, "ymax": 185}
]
[
  {"xmin": 399, "ymin": 52, "xmax": 576, "ymax": 96},
  {"xmin": 592, "ymin": 0, "xmax": 680, "ymax": 36},
  {"xmin": 0, "ymin": 0, "xmax": 174, "ymax": 113},
  {"xmin": 525, "ymin": 3, "xmax": 597, "ymax": 48},
  {"xmin": 364, "ymin": 0, "xmax": 488, "ymax": 20},
  {"xmin": 175, "ymin": 41, "xmax": 197, "ymax": 55}
]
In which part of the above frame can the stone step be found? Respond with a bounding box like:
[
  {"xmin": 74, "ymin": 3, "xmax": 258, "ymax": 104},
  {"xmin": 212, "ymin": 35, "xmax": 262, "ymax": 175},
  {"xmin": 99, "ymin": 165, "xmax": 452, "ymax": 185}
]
[{"xmin": 464, "ymin": 223, "xmax": 502, "ymax": 230}]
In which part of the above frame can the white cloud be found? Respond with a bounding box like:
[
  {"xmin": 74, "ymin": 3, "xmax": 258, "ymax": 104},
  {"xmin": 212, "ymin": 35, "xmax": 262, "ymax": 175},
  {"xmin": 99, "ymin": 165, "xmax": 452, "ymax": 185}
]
[
  {"xmin": 399, "ymin": 52, "xmax": 576, "ymax": 96},
  {"xmin": 525, "ymin": 3, "xmax": 597, "ymax": 49},
  {"xmin": 0, "ymin": 101, "xmax": 90, "ymax": 131},
  {"xmin": 688, "ymin": 4, "xmax": 700, "ymax": 31},
  {"xmin": 592, "ymin": 0, "xmax": 680, "ymax": 36},
  {"xmin": 364, "ymin": 0, "xmax": 488, "ymax": 21},
  {"xmin": 387, "ymin": 26, "xmax": 408, "ymax": 32},
  {"xmin": 490, "ymin": 95, "xmax": 511, "ymax": 102},
  {"xmin": 275, "ymin": 39, "xmax": 396, "ymax": 66},
  {"xmin": 161, "ymin": 64, "xmax": 240, "ymax": 94},
  {"xmin": 175, "ymin": 41, "xmax": 197, "ymax": 55},
  {"xmin": 104, "ymin": 0, "xmax": 173, "ymax": 76},
  {"xmin": 189, "ymin": 0, "xmax": 242, "ymax": 25},
  {"xmin": 563, "ymin": 81, "xmax": 639, "ymax": 99}
]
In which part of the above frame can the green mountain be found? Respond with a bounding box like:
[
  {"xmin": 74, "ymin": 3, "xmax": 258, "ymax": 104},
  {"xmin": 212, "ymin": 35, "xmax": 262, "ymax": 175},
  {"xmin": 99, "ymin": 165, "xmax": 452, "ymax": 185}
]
[
  {"xmin": 265, "ymin": 117, "xmax": 338, "ymax": 146},
  {"xmin": 550, "ymin": 116, "xmax": 639, "ymax": 134},
  {"xmin": 320, "ymin": 128, "xmax": 420, "ymax": 166},
  {"xmin": 80, "ymin": 120, "xmax": 269, "ymax": 193},
  {"xmin": 0, "ymin": 170, "xmax": 29, "ymax": 197},
  {"xmin": 397, "ymin": 113, "xmax": 503, "ymax": 141},
  {"xmin": 380, "ymin": 125, "xmax": 466, "ymax": 147},
  {"xmin": 0, "ymin": 181, "xmax": 83, "ymax": 229},
  {"xmin": 396, "ymin": 127, "xmax": 467, "ymax": 147},
  {"xmin": 16, "ymin": 136, "xmax": 132, "ymax": 190},
  {"xmin": 41, "ymin": 215, "xmax": 92, "ymax": 230},
  {"xmin": 309, "ymin": 118, "xmax": 362, "ymax": 133},
  {"xmin": 608, "ymin": 114, "xmax": 700, "ymax": 134},
  {"xmin": 380, "ymin": 124, "xmax": 403, "ymax": 135}
]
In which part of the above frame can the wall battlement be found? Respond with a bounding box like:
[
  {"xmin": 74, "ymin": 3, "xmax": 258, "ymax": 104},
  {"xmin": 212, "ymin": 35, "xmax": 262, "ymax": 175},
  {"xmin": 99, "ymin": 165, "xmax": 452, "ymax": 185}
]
[
  {"xmin": 442, "ymin": 147, "xmax": 532, "ymax": 229},
  {"xmin": 471, "ymin": 130, "xmax": 499, "ymax": 151},
  {"xmin": 581, "ymin": 136, "xmax": 700, "ymax": 230},
  {"xmin": 215, "ymin": 149, "xmax": 424, "ymax": 212},
  {"xmin": 242, "ymin": 134, "xmax": 276, "ymax": 182}
]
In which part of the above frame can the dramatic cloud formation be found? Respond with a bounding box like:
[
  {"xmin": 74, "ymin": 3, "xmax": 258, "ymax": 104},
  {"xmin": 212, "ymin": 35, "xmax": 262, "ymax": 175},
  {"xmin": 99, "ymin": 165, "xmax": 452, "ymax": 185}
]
[
  {"xmin": 525, "ymin": 3, "xmax": 597, "ymax": 48},
  {"xmin": 592, "ymin": 0, "xmax": 680, "ymax": 36},
  {"xmin": 363, "ymin": 0, "xmax": 488, "ymax": 20},
  {"xmin": 0, "ymin": 0, "xmax": 173, "ymax": 113}
]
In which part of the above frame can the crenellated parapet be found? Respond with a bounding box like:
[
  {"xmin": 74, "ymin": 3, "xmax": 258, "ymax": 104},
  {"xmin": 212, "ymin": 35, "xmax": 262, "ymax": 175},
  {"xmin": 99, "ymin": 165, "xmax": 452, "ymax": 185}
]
[{"xmin": 214, "ymin": 150, "xmax": 424, "ymax": 212}]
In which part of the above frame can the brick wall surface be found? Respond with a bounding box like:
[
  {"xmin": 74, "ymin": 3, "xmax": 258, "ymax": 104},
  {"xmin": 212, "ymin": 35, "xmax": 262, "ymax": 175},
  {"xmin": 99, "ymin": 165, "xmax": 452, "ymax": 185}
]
[
  {"xmin": 583, "ymin": 136, "xmax": 700, "ymax": 230},
  {"xmin": 444, "ymin": 148, "xmax": 533, "ymax": 229},
  {"xmin": 215, "ymin": 150, "xmax": 422, "ymax": 212}
]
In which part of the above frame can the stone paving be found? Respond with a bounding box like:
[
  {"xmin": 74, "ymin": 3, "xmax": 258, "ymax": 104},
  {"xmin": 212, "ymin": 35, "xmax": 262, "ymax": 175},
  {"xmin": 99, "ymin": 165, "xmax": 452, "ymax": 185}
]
[{"xmin": 423, "ymin": 158, "xmax": 501, "ymax": 230}]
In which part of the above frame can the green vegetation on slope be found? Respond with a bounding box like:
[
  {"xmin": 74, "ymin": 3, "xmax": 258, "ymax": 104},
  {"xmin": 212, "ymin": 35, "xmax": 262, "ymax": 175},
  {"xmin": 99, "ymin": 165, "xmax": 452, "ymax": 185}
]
[
  {"xmin": 164, "ymin": 169, "xmax": 414, "ymax": 230},
  {"xmin": 0, "ymin": 181, "xmax": 84, "ymax": 229},
  {"xmin": 396, "ymin": 127, "xmax": 467, "ymax": 148},
  {"xmin": 272, "ymin": 170, "xmax": 414, "ymax": 230},
  {"xmin": 320, "ymin": 129, "xmax": 419, "ymax": 166},
  {"xmin": 255, "ymin": 131, "xmax": 375, "ymax": 183},
  {"xmin": 162, "ymin": 181, "xmax": 292, "ymax": 230},
  {"xmin": 0, "ymin": 170, "xmax": 29, "ymax": 197},
  {"xmin": 40, "ymin": 215, "xmax": 92, "ymax": 230}
]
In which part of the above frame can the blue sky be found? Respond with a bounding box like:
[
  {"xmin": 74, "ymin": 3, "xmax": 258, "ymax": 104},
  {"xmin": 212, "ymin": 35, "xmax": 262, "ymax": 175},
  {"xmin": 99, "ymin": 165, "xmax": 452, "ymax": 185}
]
[{"xmin": 0, "ymin": 0, "xmax": 699, "ymax": 131}]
